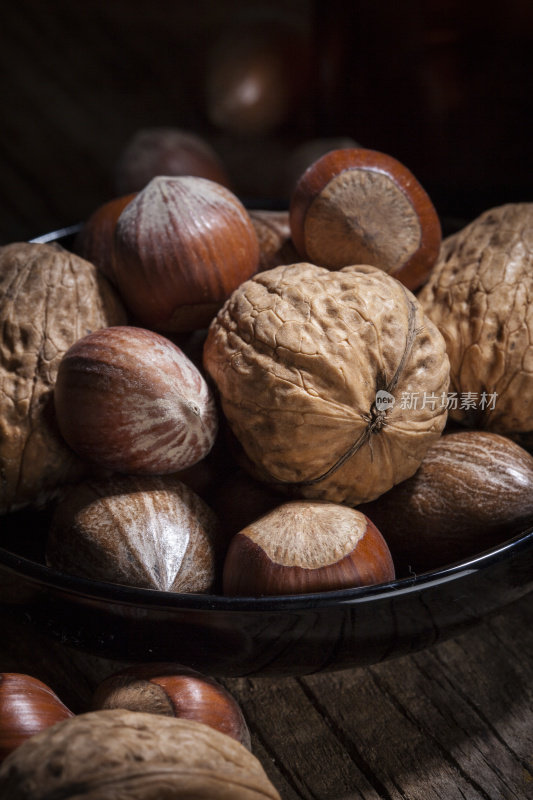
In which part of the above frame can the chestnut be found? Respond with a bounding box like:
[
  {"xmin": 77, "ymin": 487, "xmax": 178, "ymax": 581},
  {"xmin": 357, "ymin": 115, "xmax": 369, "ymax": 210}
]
[
  {"xmin": 114, "ymin": 127, "xmax": 231, "ymax": 195},
  {"xmin": 222, "ymin": 501, "xmax": 395, "ymax": 596},
  {"xmin": 113, "ymin": 175, "xmax": 260, "ymax": 332},
  {"xmin": 92, "ymin": 664, "xmax": 250, "ymax": 749},
  {"xmin": 0, "ymin": 673, "xmax": 73, "ymax": 762},
  {"xmin": 289, "ymin": 147, "xmax": 441, "ymax": 290},
  {"xmin": 53, "ymin": 325, "xmax": 218, "ymax": 474}
]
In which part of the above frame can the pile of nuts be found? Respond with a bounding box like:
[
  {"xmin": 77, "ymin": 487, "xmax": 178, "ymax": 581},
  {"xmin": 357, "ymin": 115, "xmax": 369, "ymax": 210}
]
[
  {"xmin": 1, "ymin": 133, "xmax": 533, "ymax": 598},
  {"xmin": 1, "ymin": 127, "xmax": 533, "ymax": 798},
  {"xmin": 0, "ymin": 666, "xmax": 281, "ymax": 798}
]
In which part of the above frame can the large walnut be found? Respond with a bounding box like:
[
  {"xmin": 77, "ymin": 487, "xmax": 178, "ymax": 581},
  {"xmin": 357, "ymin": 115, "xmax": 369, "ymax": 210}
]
[
  {"xmin": 0, "ymin": 709, "xmax": 281, "ymax": 799},
  {"xmin": 0, "ymin": 242, "xmax": 126, "ymax": 513},
  {"xmin": 418, "ymin": 203, "xmax": 533, "ymax": 442},
  {"xmin": 203, "ymin": 262, "xmax": 450, "ymax": 505}
]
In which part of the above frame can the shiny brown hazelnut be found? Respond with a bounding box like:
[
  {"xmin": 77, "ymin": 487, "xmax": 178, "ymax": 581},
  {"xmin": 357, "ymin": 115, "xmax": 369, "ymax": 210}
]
[
  {"xmin": 283, "ymin": 136, "xmax": 361, "ymax": 198},
  {"xmin": 289, "ymin": 148, "xmax": 442, "ymax": 290},
  {"xmin": 46, "ymin": 473, "xmax": 224, "ymax": 593},
  {"xmin": 0, "ymin": 674, "xmax": 73, "ymax": 762},
  {"xmin": 54, "ymin": 325, "xmax": 218, "ymax": 475},
  {"xmin": 113, "ymin": 175, "xmax": 260, "ymax": 332},
  {"xmin": 114, "ymin": 127, "xmax": 231, "ymax": 195},
  {"xmin": 74, "ymin": 192, "xmax": 137, "ymax": 283},
  {"xmin": 223, "ymin": 501, "xmax": 395, "ymax": 596},
  {"xmin": 92, "ymin": 664, "xmax": 250, "ymax": 749},
  {"xmin": 359, "ymin": 430, "xmax": 533, "ymax": 574}
]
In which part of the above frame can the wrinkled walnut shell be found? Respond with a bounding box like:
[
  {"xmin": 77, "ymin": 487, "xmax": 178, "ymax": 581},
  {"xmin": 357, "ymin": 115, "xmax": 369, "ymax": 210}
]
[
  {"xmin": 418, "ymin": 203, "xmax": 533, "ymax": 443},
  {"xmin": 203, "ymin": 262, "xmax": 450, "ymax": 506},
  {"xmin": 0, "ymin": 710, "xmax": 281, "ymax": 799},
  {"xmin": 0, "ymin": 242, "xmax": 127, "ymax": 513}
]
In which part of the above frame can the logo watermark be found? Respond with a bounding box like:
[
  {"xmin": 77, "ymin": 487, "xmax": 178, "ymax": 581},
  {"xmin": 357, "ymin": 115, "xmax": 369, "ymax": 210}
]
[
  {"xmin": 396, "ymin": 391, "xmax": 497, "ymax": 411},
  {"xmin": 375, "ymin": 390, "xmax": 396, "ymax": 411}
]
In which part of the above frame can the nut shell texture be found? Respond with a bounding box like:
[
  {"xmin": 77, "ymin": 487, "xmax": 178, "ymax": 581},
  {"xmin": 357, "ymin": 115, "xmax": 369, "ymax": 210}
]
[
  {"xmin": 0, "ymin": 710, "xmax": 281, "ymax": 800},
  {"xmin": 418, "ymin": 203, "xmax": 533, "ymax": 440},
  {"xmin": 360, "ymin": 430, "xmax": 533, "ymax": 573},
  {"xmin": 0, "ymin": 243, "xmax": 127, "ymax": 513},
  {"xmin": 289, "ymin": 148, "xmax": 441, "ymax": 290},
  {"xmin": 92, "ymin": 663, "xmax": 251, "ymax": 748},
  {"xmin": 0, "ymin": 674, "xmax": 73, "ymax": 762},
  {"xmin": 204, "ymin": 263, "xmax": 449, "ymax": 505},
  {"xmin": 114, "ymin": 175, "xmax": 260, "ymax": 332},
  {"xmin": 54, "ymin": 326, "xmax": 218, "ymax": 474},
  {"xmin": 46, "ymin": 474, "xmax": 222, "ymax": 593},
  {"xmin": 223, "ymin": 501, "xmax": 395, "ymax": 596}
]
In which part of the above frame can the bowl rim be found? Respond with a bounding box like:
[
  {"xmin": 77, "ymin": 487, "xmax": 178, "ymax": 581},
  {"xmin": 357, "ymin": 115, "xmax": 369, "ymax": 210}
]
[{"xmin": 1, "ymin": 525, "xmax": 532, "ymax": 612}]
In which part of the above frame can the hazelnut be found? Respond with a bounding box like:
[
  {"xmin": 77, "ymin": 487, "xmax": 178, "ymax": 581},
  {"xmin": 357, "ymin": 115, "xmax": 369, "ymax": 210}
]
[
  {"xmin": 204, "ymin": 17, "xmax": 310, "ymax": 137},
  {"xmin": 0, "ymin": 710, "xmax": 281, "ymax": 799},
  {"xmin": 359, "ymin": 430, "xmax": 533, "ymax": 574},
  {"xmin": 418, "ymin": 202, "xmax": 533, "ymax": 444},
  {"xmin": 289, "ymin": 147, "xmax": 442, "ymax": 290},
  {"xmin": 46, "ymin": 473, "xmax": 223, "ymax": 593},
  {"xmin": 74, "ymin": 192, "xmax": 137, "ymax": 283},
  {"xmin": 248, "ymin": 209, "xmax": 299, "ymax": 271},
  {"xmin": 113, "ymin": 175, "xmax": 260, "ymax": 332},
  {"xmin": 54, "ymin": 325, "xmax": 217, "ymax": 475},
  {"xmin": 114, "ymin": 127, "xmax": 231, "ymax": 195},
  {"xmin": 204, "ymin": 262, "xmax": 450, "ymax": 506},
  {"xmin": 283, "ymin": 136, "xmax": 361, "ymax": 198},
  {"xmin": 0, "ymin": 674, "xmax": 73, "ymax": 763},
  {"xmin": 92, "ymin": 664, "xmax": 250, "ymax": 748},
  {"xmin": 223, "ymin": 501, "xmax": 395, "ymax": 596}
]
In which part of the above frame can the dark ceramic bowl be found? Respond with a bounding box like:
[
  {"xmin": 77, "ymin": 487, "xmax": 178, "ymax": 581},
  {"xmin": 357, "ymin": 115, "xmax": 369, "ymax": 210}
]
[
  {"xmin": 1, "ymin": 512, "xmax": 532, "ymax": 676},
  {"xmin": 0, "ymin": 226, "xmax": 531, "ymax": 677}
]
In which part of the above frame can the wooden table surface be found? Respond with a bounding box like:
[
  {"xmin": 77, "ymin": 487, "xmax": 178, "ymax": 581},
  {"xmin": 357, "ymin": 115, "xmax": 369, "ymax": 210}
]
[{"xmin": 0, "ymin": 3, "xmax": 532, "ymax": 798}]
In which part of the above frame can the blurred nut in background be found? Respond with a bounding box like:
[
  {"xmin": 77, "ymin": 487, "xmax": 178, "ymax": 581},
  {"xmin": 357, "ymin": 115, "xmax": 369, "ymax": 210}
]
[
  {"xmin": 114, "ymin": 127, "xmax": 231, "ymax": 195},
  {"xmin": 203, "ymin": 13, "xmax": 312, "ymax": 137}
]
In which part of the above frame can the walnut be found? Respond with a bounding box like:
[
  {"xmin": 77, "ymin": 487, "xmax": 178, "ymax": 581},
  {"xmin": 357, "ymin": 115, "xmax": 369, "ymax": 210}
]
[
  {"xmin": 418, "ymin": 203, "xmax": 533, "ymax": 442},
  {"xmin": 203, "ymin": 262, "xmax": 450, "ymax": 505},
  {"xmin": 0, "ymin": 242, "xmax": 127, "ymax": 513},
  {"xmin": 0, "ymin": 709, "xmax": 281, "ymax": 799}
]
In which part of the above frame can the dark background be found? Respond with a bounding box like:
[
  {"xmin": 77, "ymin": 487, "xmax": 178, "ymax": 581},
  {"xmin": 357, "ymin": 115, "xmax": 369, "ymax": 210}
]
[{"xmin": 0, "ymin": 0, "xmax": 531, "ymax": 243}]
